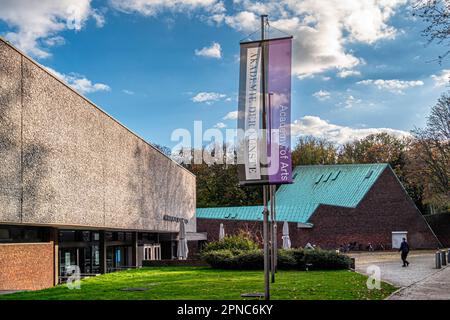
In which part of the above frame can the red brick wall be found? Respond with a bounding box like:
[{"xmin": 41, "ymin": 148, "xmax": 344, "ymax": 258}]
[
  {"xmin": 197, "ymin": 168, "xmax": 441, "ymax": 250},
  {"xmin": 0, "ymin": 242, "xmax": 55, "ymax": 291},
  {"xmin": 425, "ymin": 213, "xmax": 450, "ymax": 247}
]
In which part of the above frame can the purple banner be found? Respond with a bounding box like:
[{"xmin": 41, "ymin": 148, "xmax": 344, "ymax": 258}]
[
  {"xmin": 237, "ymin": 37, "xmax": 293, "ymax": 185},
  {"xmin": 267, "ymin": 38, "xmax": 292, "ymax": 184}
]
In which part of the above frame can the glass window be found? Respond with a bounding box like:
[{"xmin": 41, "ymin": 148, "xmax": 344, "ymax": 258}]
[
  {"xmin": 0, "ymin": 229, "xmax": 10, "ymax": 240},
  {"xmin": 106, "ymin": 232, "xmax": 113, "ymax": 241},
  {"xmin": 82, "ymin": 231, "xmax": 91, "ymax": 242}
]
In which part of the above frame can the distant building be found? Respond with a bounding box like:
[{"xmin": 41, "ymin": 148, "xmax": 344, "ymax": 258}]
[
  {"xmin": 197, "ymin": 164, "xmax": 441, "ymax": 250},
  {"xmin": 0, "ymin": 38, "xmax": 202, "ymax": 291}
]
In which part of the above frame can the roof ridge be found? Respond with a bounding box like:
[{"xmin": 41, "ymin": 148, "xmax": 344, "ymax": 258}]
[{"xmin": 294, "ymin": 163, "xmax": 388, "ymax": 168}]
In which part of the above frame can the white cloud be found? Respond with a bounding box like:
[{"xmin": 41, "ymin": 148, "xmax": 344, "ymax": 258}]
[
  {"xmin": 45, "ymin": 66, "xmax": 111, "ymax": 94},
  {"xmin": 214, "ymin": 122, "xmax": 227, "ymax": 128},
  {"xmin": 313, "ymin": 90, "xmax": 330, "ymax": 101},
  {"xmin": 191, "ymin": 91, "xmax": 227, "ymax": 104},
  {"xmin": 337, "ymin": 69, "xmax": 361, "ymax": 78},
  {"xmin": 341, "ymin": 95, "xmax": 362, "ymax": 109},
  {"xmin": 431, "ymin": 69, "xmax": 450, "ymax": 87},
  {"xmin": 222, "ymin": 0, "xmax": 406, "ymax": 78},
  {"xmin": 223, "ymin": 11, "xmax": 259, "ymax": 31},
  {"xmin": 109, "ymin": 0, "xmax": 225, "ymax": 16},
  {"xmin": 0, "ymin": 0, "xmax": 103, "ymax": 58},
  {"xmin": 122, "ymin": 89, "xmax": 135, "ymax": 95},
  {"xmin": 223, "ymin": 111, "xmax": 239, "ymax": 120},
  {"xmin": 357, "ymin": 79, "xmax": 424, "ymax": 94},
  {"xmin": 195, "ymin": 42, "xmax": 222, "ymax": 59},
  {"xmin": 291, "ymin": 115, "xmax": 410, "ymax": 144}
]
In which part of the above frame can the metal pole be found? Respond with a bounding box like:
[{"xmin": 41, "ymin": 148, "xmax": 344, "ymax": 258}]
[
  {"xmin": 273, "ymin": 185, "xmax": 278, "ymax": 273},
  {"xmin": 263, "ymin": 185, "xmax": 270, "ymax": 300},
  {"xmin": 260, "ymin": 14, "xmax": 270, "ymax": 300},
  {"xmin": 270, "ymin": 185, "xmax": 275, "ymax": 283}
]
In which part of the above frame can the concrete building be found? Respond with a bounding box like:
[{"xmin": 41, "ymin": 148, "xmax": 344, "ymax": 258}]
[
  {"xmin": 0, "ymin": 38, "xmax": 200, "ymax": 290},
  {"xmin": 197, "ymin": 164, "xmax": 441, "ymax": 250}
]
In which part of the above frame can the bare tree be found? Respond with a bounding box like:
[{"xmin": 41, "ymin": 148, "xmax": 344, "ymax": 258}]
[
  {"xmin": 413, "ymin": 0, "xmax": 450, "ymax": 63},
  {"xmin": 408, "ymin": 92, "xmax": 450, "ymax": 211}
]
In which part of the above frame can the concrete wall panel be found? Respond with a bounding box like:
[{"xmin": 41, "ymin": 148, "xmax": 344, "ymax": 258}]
[
  {"xmin": 0, "ymin": 39, "xmax": 195, "ymax": 231},
  {"xmin": 21, "ymin": 59, "xmax": 105, "ymax": 226},
  {"xmin": 0, "ymin": 41, "xmax": 22, "ymax": 223}
]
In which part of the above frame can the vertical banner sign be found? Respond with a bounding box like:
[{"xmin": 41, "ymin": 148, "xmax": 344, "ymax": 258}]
[{"xmin": 237, "ymin": 37, "xmax": 293, "ymax": 185}]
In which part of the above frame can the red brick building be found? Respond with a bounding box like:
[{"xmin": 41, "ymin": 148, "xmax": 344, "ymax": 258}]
[{"xmin": 197, "ymin": 164, "xmax": 441, "ymax": 250}]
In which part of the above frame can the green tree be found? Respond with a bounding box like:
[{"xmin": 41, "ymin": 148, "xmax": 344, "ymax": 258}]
[
  {"xmin": 407, "ymin": 92, "xmax": 450, "ymax": 211},
  {"xmin": 291, "ymin": 136, "xmax": 337, "ymax": 166}
]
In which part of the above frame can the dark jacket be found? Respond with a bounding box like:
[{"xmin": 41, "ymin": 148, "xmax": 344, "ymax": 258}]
[{"xmin": 399, "ymin": 241, "xmax": 410, "ymax": 253}]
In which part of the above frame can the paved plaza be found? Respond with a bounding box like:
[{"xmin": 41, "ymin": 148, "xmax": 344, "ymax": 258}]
[{"xmin": 350, "ymin": 250, "xmax": 449, "ymax": 299}]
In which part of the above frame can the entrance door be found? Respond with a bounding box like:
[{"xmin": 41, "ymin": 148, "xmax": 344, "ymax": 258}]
[
  {"xmin": 392, "ymin": 231, "xmax": 408, "ymax": 249},
  {"xmin": 59, "ymin": 248, "xmax": 79, "ymax": 276}
]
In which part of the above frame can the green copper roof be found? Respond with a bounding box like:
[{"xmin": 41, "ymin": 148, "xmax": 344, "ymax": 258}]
[{"xmin": 196, "ymin": 163, "xmax": 389, "ymax": 223}]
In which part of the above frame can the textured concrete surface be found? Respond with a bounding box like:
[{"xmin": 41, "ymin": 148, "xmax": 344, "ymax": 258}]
[
  {"xmin": 0, "ymin": 40, "xmax": 22, "ymax": 224},
  {"xmin": 351, "ymin": 251, "xmax": 439, "ymax": 287},
  {"xmin": 0, "ymin": 39, "xmax": 196, "ymax": 233},
  {"xmin": 0, "ymin": 243, "xmax": 54, "ymax": 290},
  {"xmin": 389, "ymin": 265, "xmax": 450, "ymax": 300}
]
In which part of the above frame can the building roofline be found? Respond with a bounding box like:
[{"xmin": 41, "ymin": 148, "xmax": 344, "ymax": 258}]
[
  {"xmin": 0, "ymin": 37, "xmax": 195, "ymax": 178},
  {"xmin": 293, "ymin": 163, "xmax": 388, "ymax": 168}
]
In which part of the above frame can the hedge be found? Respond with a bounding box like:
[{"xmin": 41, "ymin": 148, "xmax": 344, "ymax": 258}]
[
  {"xmin": 201, "ymin": 248, "xmax": 351, "ymax": 271},
  {"xmin": 201, "ymin": 234, "xmax": 259, "ymax": 254}
]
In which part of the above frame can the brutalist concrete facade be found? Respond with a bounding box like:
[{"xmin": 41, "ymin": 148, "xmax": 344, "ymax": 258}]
[{"xmin": 0, "ymin": 38, "xmax": 196, "ymax": 233}]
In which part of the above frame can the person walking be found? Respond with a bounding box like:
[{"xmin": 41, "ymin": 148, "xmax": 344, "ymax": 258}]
[{"xmin": 399, "ymin": 238, "xmax": 410, "ymax": 267}]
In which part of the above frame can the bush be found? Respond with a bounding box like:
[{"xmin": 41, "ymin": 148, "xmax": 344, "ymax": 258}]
[
  {"xmin": 201, "ymin": 247, "xmax": 351, "ymax": 271},
  {"xmin": 303, "ymin": 249, "xmax": 352, "ymax": 270},
  {"xmin": 201, "ymin": 233, "xmax": 259, "ymax": 254},
  {"xmin": 201, "ymin": 249, "xmax": 236, "ymax": 269},
  {"xmin": 277, "ymin": 249, "xmax": 297, "ymax": 269},
  {"xmin": 236, "ymin": 250, "xmax": 264, "ymax": 270},
  {"xmin": 201, "ymin": 249, "xmax": 263, "ymax": 270}
]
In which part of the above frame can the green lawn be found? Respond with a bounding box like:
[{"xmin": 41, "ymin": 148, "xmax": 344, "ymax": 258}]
[{"xmin": 0, "ymin": 267, "xmax": 396, "ymax": 300}]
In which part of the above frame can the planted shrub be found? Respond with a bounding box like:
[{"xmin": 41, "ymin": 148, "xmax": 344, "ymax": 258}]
[
  {"xmin": 277, "ymin": 249, "xmax": 297, "ymax": 269},
  {"xmin": 201, "ymin": 249, "xmax": 236, "ymax": 269},
  {"xmin": 201, "ymin": 233, "xmax": 259, "ymax": 254},
  {"xmin": 236, "ymin": 250, "xmax": 264, "ymax": 270},
  {"xmin": 201, "ymin": 247, "xmax": 351, "ymax": 270},
  {"xmin": 303, "ymin": 249, "xmax": 352, "ymax": 270}
]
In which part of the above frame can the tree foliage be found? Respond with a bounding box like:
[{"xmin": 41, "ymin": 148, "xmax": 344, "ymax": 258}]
[
  {"xmin": 414, "ymin": 0, "xmax": 450, "ymax": 63},
  {"xmin": 407, "ymin": 92, "xmax": 450, "ymax": 210},
  {"xmin": 291, "ymin": 136, "xmax": 337, "ymax": 166}
]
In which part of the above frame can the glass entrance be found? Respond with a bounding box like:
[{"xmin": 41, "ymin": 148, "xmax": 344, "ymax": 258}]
[{"xmin": 59, "ymin": 248, "xmax": 78, "ymax": 276}]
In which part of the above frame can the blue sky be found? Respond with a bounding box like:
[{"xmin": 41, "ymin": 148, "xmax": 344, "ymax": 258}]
[{"xmin": 0, "ymin": 0, "xmax": 449, "ymax": 148}]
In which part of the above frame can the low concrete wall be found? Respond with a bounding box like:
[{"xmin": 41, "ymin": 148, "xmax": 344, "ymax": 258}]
[{"xmin": 0, "ymin": 242, "xmax": 55, "ymax": 291}]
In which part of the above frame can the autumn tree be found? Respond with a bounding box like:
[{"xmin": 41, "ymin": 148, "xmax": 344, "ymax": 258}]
[
  {"xmin": 181, "ymin": 145, "xmax": 262, "ymax": 208},
  {"xmin": 413, "ymin": 0, "xmax": 450, "ymax": 63},
  {"xmin": 291, "ymin": 136, "xmax": 338, "ymax": 166},
  {"xmin": 406, "ymin": 93, "xmax": 450, "ymax": 212},
  {"xmin": 337, "ymin": 133, "xmax": 408, "ymax": 171}
]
